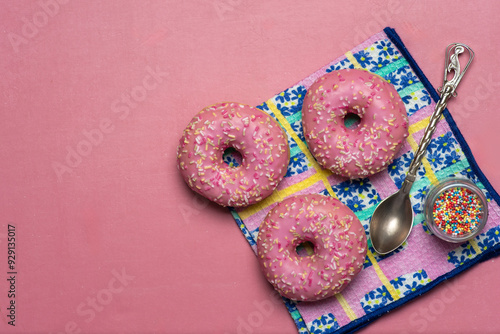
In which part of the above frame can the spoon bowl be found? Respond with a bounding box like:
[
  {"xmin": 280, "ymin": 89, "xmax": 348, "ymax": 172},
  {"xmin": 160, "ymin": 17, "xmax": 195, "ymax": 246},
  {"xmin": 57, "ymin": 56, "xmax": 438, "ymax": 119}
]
[{"xmin": 369, "ymin": 190, "xmax": 413, "ymax": 255}]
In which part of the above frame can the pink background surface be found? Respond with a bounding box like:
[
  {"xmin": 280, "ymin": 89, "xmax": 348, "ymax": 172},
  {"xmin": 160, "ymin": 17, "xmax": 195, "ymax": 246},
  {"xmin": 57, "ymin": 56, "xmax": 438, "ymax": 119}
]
[{"xmin": 1, "ymin": 1, "xmax": 500, "ymax": 333}]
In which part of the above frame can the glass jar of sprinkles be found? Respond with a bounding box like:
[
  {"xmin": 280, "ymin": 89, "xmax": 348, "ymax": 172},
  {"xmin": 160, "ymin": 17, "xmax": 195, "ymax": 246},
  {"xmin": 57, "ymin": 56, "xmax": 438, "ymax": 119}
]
[{"xmin": 424, "ymin": 178, "xmax": 488, "ymax": 243}]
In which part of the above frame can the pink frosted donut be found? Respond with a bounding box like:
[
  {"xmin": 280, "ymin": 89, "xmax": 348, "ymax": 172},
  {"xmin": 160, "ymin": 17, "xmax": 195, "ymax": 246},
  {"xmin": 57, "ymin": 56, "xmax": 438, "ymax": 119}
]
[
  {"xmin": 302, "ymin": 69, "xmax": 409, "ymax": 179},
  {"xmin": 177, "ymin": 102, "xmax": 289, "ymax": 207},
  {"xmin": 257, "ymin": 194, "xmax": 367, "ymax": 301}
]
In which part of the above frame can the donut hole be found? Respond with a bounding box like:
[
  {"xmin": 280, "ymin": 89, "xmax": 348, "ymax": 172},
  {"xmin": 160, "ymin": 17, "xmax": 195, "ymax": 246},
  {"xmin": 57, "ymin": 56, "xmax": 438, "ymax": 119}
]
[
  {"xmin": 222, "ymin": 147, "xmax": 243, "ymax": 168},
  {"xmin": 295, "ymin": 241, "xmax": 316, "ymax": 257},
  {"xmin": 343, "ymin": 112, "xmax": 361, "ymax": 129}
]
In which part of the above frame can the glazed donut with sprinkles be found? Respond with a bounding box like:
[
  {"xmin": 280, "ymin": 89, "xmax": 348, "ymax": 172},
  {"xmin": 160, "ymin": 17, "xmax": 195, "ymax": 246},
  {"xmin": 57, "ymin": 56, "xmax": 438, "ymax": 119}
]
[
  {"xmin": 302, "ymin": 69, "xmax": 409, "ymax": 179},
  {"xmin": 177, "ymin": 102, "xmax": 290, "ymax": 207},
  {"xmin": 257, "ymin": 194, "xmax": 367, "ymax": 301}
]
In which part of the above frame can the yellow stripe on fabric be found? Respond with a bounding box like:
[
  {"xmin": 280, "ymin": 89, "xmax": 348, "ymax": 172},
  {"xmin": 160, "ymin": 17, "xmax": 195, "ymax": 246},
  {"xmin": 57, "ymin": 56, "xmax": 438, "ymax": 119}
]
[
  {"xmin": 408, "ymin": 115, "xmax": 444, "ymax": 135},
  {"xmin": 318, "ymin": 170, "xmax": 337, "ymax": 198},
  {"xmin": 366, "ymin": 250, "xmax": 400, "ymax": 301},
  {"xmin": 267, "ymin": 101, "xmax": 337, "ymax": 199},
  {"xmin": 335, "ymin": 294, "xmax": 357, "ymax": 321},
  {"xmin": 406, "ymin": 134, "xmax": 438, "ymax": 185},
  {"xmin": 238, "ymin": 172, "xmax": 324, "ymax": 220},
  {"xmin": 469, "ymin": 239, "xmax": 482, "ymax": 254},
  {"xmin": 345, "ymin": 51, "xmax": 363, "ymax": 69}
]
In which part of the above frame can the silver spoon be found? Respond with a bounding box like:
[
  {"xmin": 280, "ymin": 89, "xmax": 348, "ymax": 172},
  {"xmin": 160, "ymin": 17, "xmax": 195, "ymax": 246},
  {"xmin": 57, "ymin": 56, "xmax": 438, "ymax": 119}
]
[{"xmin": 369, "ymin": 43, "xmax": 475, "ymax": 255}]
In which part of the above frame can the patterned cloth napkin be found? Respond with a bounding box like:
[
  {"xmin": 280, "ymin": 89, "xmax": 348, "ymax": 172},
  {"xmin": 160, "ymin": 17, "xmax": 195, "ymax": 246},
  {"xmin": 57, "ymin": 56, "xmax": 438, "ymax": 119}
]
[{"xmin": 227, "ymin": 27, "xmax": 500, "ymax": 333}]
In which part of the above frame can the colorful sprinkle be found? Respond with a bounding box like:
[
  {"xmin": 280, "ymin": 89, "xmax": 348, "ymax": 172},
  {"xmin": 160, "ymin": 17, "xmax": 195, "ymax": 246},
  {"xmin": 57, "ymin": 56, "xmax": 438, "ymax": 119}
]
[{"xmin": 432, "ymin": 187, "xmax": 484, "ymax": 236}]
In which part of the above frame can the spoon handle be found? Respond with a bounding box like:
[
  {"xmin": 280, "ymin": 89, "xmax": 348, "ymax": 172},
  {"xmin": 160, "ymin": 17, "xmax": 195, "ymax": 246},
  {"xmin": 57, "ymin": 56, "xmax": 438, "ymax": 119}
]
[{"xmin": 401, "ymin": 43, "xmax": 474, "ymax": 193}]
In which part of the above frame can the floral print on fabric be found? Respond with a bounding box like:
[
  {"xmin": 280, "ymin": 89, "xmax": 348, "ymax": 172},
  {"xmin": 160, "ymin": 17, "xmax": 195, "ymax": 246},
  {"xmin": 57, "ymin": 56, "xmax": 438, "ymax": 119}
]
[
  {"xmin": 361, "ymin": 285, "xmax": 394, "ymax": 313},
  {"xmin": 447, "ymin": 226, "xmax": 500, "ymax": 267},
  {"xmin": 286, "ymin": 152, "xmax": 309, "ymax": 177},
  {"xmin": 222, "ymin": 147, "xmax": 242, "ymax": 168},
  {"xmin": 306, "ymin": 313, "xmax": 340, "ymax": 334},
  {"xmin": 426, "ymin": 132, "xmax": 463, "ymax": 173},
  {"xmin": 326, "ymin": 58, "xmax": 354, "ymax": 73},
  {"xmin": 290, "ymin": 119, "xmax": 306, "ymax": 143},
  {"xmin": 387, "ymin": 151, "xmax": 421, "ymax": 188},
  {"xmin": 271, "ymin": 85, "xmax": 308, "ymax": 118},
  {"xmin": 392, "ymin": 270, "xmax": 431, "ymax": 297},
  {"xmin": 364, "ymin": 39, "xmax": 401, "ymax": 66},
  {"xmin": 361, "ymin": 269, "xmax": 431, "ymax": 313},
  {"xmin": 331, "ymin": 179, "xmax": 380, "ymax": 215},
  {"xmin": 411, "ymin": 185, "xmax": 429, "ymax": 215}
]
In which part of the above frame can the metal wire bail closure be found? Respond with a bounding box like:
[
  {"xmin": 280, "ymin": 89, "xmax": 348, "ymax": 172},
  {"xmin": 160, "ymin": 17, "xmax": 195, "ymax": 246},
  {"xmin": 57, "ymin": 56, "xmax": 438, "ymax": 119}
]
[{"xmin": 438, "ymin": 43, "xmax": 475, "ymax": 97}]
